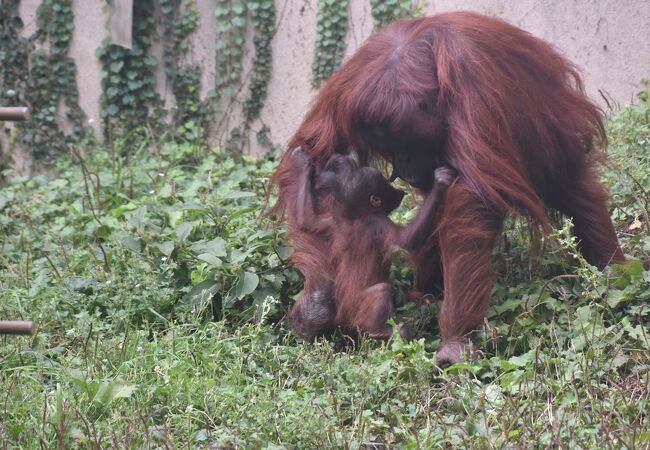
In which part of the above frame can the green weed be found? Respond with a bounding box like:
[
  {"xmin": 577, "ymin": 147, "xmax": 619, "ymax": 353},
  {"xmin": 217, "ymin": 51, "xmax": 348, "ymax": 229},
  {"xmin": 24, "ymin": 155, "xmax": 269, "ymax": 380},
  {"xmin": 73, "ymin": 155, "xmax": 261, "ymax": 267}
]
[{"xmin": 1, "ymin": 102, "xmax": 649, "ymax": 448}]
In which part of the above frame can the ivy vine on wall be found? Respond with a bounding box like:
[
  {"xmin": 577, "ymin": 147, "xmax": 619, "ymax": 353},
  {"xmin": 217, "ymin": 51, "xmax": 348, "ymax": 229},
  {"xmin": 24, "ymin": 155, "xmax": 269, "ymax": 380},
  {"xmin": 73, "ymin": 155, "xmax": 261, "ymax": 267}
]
[
  {"xmin": 0, "ymin": 0, "xmax": 30, "ymax": 110},
  {"xmin": 160, "ymin": 0, "xmax": 206, "ymax": 140},
  {"xmin": 214, "ymin": 1, "xmax": 248, "ymax": 100},
  {"xmin": 214, "ymin": 0, "xmax": 277, "ymax": 153},
  {"xmin": 241, "ymin": 0, "xmax": 276, "ymax": 126},
  {"xmin": 1, "ymin": 0, "xmax": 85, "ymax": 161},
  {"xmin": 93, "ymin": 0, "xmax": 278, "ymax": 149},
  {"xmin": 312, "ymin": 0, "xmax": 349, "ymax": 87},
  {"xmin": 23, "ymin": 0, "xmax": 86, "ymax": 158},
  {"xmin": 97, "ymin": 0, "xmax": 161, "ymax": 142},
  {"xmin": 370, "ymin": 0, "xmax": 415, "ymax": 30},
  {"xmin": 3, "ymin": 0, "xmax": 280, "ymax": 157},
  {"xmin": 0, "ymin": 0, "xmax": 30, "ymax": 164}
]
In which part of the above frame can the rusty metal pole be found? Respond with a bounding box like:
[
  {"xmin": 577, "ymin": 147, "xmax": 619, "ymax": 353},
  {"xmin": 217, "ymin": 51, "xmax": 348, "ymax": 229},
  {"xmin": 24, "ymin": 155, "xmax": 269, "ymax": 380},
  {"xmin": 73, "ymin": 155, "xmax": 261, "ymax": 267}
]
[
  {"xmin": 0, "ymin": 321, "xmax": 35, "ymax": 335},
  {"xmin": 0, "ymin": 107, "xmax": 30, "ymax": 121},
  {"xmin": 0, "ymin": 106, "xmax": 35, "ymax": 335}
]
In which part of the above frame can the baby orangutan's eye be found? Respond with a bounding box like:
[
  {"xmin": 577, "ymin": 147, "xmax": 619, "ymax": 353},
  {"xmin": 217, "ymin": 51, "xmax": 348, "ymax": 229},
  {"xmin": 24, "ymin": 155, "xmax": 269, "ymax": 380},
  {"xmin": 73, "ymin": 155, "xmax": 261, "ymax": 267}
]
[{"xmin": 369, "ymin": 195, "xmax": 382, "ymax": 208}]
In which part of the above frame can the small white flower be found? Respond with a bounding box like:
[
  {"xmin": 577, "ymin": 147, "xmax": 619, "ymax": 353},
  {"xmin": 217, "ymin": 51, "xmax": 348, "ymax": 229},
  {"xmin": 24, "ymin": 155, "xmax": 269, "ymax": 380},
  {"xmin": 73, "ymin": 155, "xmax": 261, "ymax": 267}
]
[
  {"xmin": 106, "ymin": 280, "xmax": 112, "ymax": 285},
  {"xmin": 161, "ymin": 256, "xmax": 168, "ymax": 262},
  {"xmin": 149, "ymin": 190, "xmax": 155, "ymax": 194},
  {"xmin": 158, "ymin": 172, "xmax": 164, "ymax": 177}
]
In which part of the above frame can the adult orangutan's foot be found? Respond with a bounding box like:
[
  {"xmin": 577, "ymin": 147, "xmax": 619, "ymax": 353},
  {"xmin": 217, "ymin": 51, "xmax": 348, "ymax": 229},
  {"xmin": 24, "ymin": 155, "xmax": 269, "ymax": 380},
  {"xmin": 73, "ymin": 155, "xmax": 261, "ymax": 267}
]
[{"xmin": 436, "ymin": 337, "xmax": 480, "ymax": 369}]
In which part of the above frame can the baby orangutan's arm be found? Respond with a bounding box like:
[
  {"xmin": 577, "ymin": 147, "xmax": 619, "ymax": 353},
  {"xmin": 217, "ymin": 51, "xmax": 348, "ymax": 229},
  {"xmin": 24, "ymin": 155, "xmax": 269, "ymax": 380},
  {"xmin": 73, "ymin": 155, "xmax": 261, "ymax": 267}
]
[
  {"xmin": 395, "ymin": 166, "xmax": 456, "ymax": 251},
  {"xmin": 291, "ymin": 148, "xmax": 334, "ymax": 233}
]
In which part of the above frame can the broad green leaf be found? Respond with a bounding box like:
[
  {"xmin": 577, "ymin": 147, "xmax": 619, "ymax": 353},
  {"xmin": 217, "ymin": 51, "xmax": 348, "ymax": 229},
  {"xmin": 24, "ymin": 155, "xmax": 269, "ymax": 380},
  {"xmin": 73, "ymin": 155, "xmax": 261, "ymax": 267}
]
[{"xmin": 236, "ymin": 271, "xmax": 259, "ymax": 299}]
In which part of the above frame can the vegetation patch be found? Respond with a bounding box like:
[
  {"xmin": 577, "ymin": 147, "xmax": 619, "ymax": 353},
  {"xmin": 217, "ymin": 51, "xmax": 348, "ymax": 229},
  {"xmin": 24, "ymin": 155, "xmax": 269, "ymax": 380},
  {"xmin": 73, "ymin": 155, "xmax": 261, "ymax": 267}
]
[
  {"xmin": 160, "ymin": 0, "xmax": 207, "ymax": 142},
  {"xmin": 370, "ymin": 0, "xmax": 415, "ymax": 30},
  {"xmin": 312, "ymin": 0, "xmax": 349, "ymax": 87},
  {"xmin": 0, "ymin": 101, "xmax": 649, "ymax": 447},
  {"xmin": 97, "ymin": 0, "xmax": 161, "ymax": 143},
  {"xmin": 0, "ymin": 0, "xmax": 85, "ymax": 161}
]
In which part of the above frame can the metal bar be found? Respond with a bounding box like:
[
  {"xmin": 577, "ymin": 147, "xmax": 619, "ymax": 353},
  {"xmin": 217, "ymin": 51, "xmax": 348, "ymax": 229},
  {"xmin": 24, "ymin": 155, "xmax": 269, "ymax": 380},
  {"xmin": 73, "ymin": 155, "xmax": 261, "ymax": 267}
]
[
  {"xmin": 0, "ymin": 106, "xmax": 33, "ymax": 333},
  {"xmin": 0, "ymin": 321, "xmax": 36, "ymax": 335},
  {"xmin": 0, "ymin": 107, "xmax": 30, "ymax": 121}
]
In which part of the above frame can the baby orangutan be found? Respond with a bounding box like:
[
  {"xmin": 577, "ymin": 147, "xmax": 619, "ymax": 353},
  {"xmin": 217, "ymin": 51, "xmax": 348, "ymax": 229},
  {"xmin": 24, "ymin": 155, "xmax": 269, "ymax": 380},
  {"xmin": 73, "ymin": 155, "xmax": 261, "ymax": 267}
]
[{"xmin": 289, "ymin": 149, "xmax": 456, "ymax": 339}]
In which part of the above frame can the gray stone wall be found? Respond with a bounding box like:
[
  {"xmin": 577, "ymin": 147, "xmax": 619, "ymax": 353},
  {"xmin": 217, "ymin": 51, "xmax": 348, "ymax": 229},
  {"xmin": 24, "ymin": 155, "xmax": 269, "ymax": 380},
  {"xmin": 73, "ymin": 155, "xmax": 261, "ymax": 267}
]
[{"xmin": 13, "ymin": 0, "xmax": 650, "ymax": 153}]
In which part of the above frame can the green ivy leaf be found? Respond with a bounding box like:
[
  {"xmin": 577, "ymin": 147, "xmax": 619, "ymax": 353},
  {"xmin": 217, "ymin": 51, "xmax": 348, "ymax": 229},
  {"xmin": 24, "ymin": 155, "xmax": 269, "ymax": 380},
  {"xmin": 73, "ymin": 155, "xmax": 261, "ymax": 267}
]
[{"xmin": 232, "ymin": 3, "xmax": 246, "ymax": 14}]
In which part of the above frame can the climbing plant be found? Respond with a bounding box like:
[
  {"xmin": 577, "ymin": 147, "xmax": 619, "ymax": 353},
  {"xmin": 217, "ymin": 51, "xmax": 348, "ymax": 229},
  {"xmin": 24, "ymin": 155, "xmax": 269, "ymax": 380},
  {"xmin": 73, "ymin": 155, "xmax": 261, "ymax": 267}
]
[
  {"xmin": 241, "ymin": 0, "xmax": 276, "ymax": 125},
  {"xmin": 0, "ymin": 0, "xmax": 30, "ymax": 109},
  {"xmin": 0, "ymin": 0, "xmax": 29, "ymax": 164},
  {"xmin": 370, "ymin": 0, "xmax": 414, "ymax": 30},
  {"xmin": 160, "ymin": 0, "xmax": 206, "ymax": 139},
  {"xmin": 3, "ymin": 0, "xmax": 279, "ymax": 156},
  {"xmin": 214, "ymin": 1, "xmax": 248, "ymax": 99},
  {"xmin": 1, "ymin": 0, "xmax": 85, "ymax": 160},
  {"xmin": 214, "ymin": 0, "xmax": 277, "ymax": 153},
  {"xmin": 312, "ymin": 0, "xmax": 348, "ymax": 87},
  {"xmin": 21, "ymin": 0, "xmax": 86, "ymax": 158},
  {"xmin": 97, "ymin": 0, "xmax": 161, "ymax": 142}
]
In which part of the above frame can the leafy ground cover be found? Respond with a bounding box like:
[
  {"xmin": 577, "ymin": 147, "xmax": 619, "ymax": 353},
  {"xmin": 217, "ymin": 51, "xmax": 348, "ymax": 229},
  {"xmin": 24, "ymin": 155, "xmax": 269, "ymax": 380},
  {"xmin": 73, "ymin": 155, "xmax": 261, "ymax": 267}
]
[{"xmin": 1, "ymin": 101, "xmax": 649, "ymax": 448}]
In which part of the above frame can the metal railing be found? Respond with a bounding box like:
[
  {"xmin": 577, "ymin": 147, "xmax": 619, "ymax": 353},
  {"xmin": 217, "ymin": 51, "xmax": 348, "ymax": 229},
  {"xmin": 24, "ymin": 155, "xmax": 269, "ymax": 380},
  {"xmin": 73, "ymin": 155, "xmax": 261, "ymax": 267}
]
[
  {"xmin": 0, "ymin": 106, "xmax": 35, "ymax": 336},
  {"xmin": 0, "ymin": 107, "xmax": 30, "ymax": 122}
]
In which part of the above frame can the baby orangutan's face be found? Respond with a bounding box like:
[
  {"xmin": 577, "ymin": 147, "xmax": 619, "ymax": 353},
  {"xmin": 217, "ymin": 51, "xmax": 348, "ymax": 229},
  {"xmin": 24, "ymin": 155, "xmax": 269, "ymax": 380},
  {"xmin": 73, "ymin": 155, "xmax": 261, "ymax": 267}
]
[{"xmin": 318, "ymin": 154, "xmax": 405, "ymax": 218}]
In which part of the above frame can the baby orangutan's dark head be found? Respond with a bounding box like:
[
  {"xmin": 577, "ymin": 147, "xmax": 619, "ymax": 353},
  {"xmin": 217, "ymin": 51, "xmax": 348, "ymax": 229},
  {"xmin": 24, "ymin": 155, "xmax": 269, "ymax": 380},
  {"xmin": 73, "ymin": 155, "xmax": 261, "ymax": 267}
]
[{"xmin": 318, "ymin": 154, "xmax": 405, "ymax": 219}]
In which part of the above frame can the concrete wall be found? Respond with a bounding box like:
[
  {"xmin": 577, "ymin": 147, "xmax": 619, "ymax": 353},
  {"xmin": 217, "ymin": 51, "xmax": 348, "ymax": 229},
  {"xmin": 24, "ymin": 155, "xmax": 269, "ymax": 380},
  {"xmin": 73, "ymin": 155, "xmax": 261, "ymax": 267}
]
[{"xmin": 11, "ymin": 0, "xmax": 650, "ymax": 153}]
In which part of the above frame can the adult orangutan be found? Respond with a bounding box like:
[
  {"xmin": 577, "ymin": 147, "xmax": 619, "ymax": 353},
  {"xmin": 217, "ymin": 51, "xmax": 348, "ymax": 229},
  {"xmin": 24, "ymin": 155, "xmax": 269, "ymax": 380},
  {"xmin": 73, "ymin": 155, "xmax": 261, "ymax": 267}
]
[{"xmin": 272, "ymin": 11, "xmax": 626, "ymax": 367}]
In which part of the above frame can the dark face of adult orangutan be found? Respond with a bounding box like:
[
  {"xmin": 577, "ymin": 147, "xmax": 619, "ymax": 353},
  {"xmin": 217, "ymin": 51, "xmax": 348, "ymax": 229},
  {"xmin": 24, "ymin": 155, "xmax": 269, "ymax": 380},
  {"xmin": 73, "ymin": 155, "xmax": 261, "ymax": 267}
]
[{"xmin": 356, "ymin": 95, "xmax": 446, "ymax": 192}]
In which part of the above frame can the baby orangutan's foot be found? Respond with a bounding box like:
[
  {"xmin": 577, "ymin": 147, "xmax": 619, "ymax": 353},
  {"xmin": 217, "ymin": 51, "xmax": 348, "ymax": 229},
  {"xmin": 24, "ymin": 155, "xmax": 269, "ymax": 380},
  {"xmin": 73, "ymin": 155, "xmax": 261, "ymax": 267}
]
[
  {"xmin": 366, "ymin": 325, "xmax": 393, "ymax": 340},
  {"xmin": 398, "ymin": 324, "xmax": 415, "ymax": 342},
  {"xmin": 407, "ymin": 289, "xmax": 436, "ymax": 305}
]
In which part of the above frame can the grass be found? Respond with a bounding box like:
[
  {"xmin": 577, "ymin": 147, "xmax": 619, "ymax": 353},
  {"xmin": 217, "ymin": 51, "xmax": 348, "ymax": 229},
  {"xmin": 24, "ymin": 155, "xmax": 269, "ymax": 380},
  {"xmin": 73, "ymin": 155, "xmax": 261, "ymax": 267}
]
[{"xmin": 1, "ymin": 101, "xmax": 649, "ymax": 448}]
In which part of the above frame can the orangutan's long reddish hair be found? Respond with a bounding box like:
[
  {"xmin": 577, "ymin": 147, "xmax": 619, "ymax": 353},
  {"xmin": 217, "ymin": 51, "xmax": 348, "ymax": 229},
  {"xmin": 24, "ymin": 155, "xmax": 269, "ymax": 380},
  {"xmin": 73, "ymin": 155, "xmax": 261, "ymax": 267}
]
[{"xmin": 273, "ymin": 12, "xmax": 624, "ymax": 366}]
